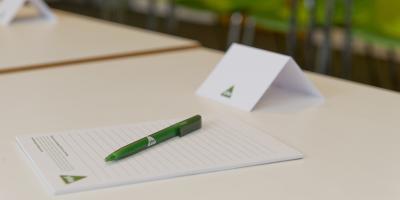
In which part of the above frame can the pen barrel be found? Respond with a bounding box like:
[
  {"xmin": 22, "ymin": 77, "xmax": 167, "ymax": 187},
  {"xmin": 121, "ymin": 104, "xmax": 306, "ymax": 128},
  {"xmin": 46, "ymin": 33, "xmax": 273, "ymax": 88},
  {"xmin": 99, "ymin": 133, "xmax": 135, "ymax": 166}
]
[
  {"xmin": 106, "ymin": 115, "xmax": 201, "ymax": 161},
  {"xmin": 150, "ymin": 127, "xmax": 178, "ymax": 143},
  {"xmin": 112, "ymin": 128, "xmax": 178, "ymax": 160},
  {"xmin": 111, "ymin": 138, "xmax": 149, "ymax": 160}
]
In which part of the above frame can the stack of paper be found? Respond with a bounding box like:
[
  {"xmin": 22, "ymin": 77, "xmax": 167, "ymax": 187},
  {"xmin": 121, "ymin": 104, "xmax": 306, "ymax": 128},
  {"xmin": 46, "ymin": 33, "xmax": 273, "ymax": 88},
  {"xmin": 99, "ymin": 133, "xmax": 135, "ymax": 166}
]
[{"xmin": 17, "ymin": 116, "xmax": 303, "ymax": 194}]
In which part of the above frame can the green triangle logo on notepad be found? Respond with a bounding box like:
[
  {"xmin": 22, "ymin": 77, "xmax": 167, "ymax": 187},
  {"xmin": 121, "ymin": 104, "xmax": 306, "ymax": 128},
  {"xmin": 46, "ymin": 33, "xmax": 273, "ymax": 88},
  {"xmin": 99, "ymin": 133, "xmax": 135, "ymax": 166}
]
[
  {"xmin": 221, "ymin": 85, "xmax": 235, "ymax": 98},
  {"xmin": 60, "ymin": 175, "xmax": 86, "ymax": 184}
]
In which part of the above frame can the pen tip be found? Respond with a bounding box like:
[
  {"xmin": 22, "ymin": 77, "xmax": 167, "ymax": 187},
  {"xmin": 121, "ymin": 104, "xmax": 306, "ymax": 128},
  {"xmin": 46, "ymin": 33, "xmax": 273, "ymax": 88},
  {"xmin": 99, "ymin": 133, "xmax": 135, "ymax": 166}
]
[{"xmin": 105, "ymin": 154, "xmax": 116, "ymax": 162}]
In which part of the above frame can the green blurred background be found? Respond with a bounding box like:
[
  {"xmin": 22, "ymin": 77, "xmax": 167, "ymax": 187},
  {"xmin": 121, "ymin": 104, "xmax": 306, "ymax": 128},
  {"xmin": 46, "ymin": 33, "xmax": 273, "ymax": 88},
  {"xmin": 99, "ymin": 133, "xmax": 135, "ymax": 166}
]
[{"xmin": 47, "ymin": 0, "xmax": 400, "ymax": 91}]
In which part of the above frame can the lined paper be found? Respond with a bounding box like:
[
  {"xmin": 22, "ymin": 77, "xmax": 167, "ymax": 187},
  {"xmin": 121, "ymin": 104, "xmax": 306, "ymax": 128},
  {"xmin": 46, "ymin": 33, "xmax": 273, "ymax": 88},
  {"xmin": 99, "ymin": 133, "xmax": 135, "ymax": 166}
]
[{"xmin": 17, "ymin": 117, "xmax": 303, "ymax": 195}]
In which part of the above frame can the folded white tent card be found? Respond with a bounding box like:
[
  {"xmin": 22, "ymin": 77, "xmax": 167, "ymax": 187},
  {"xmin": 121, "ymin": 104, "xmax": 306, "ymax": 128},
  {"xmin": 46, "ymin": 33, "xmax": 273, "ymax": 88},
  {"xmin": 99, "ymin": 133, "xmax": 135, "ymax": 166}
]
[
  {"xmin": 0, "ymin": 0, "xmax": 56, "ymax": 26},
  {"xmin": 197, "ymin": 43, "xmax": 323, "ymax": 111}
]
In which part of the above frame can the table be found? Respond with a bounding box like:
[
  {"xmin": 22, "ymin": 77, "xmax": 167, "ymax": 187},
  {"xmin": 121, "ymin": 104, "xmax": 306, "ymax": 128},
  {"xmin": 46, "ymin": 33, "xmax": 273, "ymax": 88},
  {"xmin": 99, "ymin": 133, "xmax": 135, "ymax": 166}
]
[
  {"xmin": 1, "ymin": 48, "xmax": 399, "ymax": 199},
  {"xmin": 0, "ymin": 7, "xmax": 199, "ymax": 73}
]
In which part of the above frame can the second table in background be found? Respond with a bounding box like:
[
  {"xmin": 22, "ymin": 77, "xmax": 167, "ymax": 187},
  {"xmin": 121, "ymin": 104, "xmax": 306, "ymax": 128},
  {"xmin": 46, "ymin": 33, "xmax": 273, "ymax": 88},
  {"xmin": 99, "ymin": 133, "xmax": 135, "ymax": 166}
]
[{"xmin": 0, "ymin": 7, "xmax": 199, "ymax": 73}]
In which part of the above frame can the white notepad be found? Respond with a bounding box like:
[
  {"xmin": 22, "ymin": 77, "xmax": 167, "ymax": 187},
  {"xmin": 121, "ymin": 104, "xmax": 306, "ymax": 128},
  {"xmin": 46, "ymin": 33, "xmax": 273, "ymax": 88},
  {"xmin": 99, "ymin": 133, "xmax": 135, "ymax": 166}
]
[{"xmin": 17, "ymin": 116, "xmax": 303, "ymax": 195}]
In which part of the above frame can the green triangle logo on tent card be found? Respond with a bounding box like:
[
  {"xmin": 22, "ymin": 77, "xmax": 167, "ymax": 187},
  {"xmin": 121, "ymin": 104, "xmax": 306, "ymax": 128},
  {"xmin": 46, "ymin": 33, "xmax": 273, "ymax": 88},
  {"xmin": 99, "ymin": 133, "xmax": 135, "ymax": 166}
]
[
  {"xmin": 221, "ymin": 85, "xmax": 234, "ymax": 98},
  {"xmin": 60, "ymin": 175, "xmax": 86, "ymax": 184}
]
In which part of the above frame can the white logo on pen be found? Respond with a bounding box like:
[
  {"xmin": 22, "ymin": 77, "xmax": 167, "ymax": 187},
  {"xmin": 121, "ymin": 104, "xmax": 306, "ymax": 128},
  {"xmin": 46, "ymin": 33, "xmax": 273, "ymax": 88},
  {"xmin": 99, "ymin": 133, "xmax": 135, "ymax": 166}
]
[{"xmin": 147, "ymin": 136, "xmax": 156, "ymax": 147}]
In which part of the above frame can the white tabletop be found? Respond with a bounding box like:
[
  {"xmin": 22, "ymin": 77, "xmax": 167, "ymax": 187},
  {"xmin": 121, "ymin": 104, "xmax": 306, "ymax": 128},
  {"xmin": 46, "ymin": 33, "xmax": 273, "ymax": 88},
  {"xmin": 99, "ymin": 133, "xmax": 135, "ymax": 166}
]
[
  {"xmin": 0, "ymin": 48, "xmax": 399, "ymax": 199},
  {"xmin": 0, "ymin": 7, "xmax": 198, "ymax": 73}
]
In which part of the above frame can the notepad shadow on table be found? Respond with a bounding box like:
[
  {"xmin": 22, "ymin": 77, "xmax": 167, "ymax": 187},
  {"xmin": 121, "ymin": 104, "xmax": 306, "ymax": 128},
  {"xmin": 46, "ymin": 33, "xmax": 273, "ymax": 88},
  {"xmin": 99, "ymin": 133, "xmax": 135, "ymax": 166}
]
[{"xmin": 16, "ymin": 116, "xmax": 303, "ymax": 195}]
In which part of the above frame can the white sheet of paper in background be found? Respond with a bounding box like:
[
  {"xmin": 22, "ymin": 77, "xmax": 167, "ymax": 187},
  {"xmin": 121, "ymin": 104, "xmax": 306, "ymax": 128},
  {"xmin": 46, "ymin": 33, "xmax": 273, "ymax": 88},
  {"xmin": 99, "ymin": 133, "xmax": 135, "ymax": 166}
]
[
  {"xmin": 0, "ymin": 0, "xmax": 56, "ymax": 26},
  {"xmin": 16, "ymin": 116, "xmax": 302, "ymax": 195},
  {"xmin": 196, "ymin": 43, "xmax": 323, "ymax": 111}
]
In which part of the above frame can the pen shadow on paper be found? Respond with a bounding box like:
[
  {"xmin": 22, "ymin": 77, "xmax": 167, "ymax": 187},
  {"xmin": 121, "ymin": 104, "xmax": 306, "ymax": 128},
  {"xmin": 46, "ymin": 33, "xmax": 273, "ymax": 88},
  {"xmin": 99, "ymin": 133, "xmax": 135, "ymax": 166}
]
[{"xmin": 253, "ymin": 86, "xmax": 323, "ymax": 113}]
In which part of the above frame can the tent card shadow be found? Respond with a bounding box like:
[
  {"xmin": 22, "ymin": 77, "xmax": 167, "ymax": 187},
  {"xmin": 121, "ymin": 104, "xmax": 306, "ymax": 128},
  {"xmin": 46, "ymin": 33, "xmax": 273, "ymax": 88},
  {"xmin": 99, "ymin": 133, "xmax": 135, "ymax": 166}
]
[
  {"xmin": 12, "ymin": 6, "xmax": 43, "ymax": 24},
  {"xmin": 253, "ymin": 86, "xmax": 324, "ymax": 113}
]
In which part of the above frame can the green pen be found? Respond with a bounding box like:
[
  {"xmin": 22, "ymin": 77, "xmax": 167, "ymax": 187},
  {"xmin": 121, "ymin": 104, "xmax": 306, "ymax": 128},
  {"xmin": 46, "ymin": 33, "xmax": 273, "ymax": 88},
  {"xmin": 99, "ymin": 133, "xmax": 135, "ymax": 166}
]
[{"xmin": 105, "ymin": 115, "xmax": 202, "ymax": 162}]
